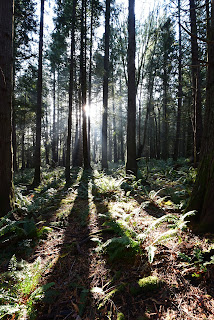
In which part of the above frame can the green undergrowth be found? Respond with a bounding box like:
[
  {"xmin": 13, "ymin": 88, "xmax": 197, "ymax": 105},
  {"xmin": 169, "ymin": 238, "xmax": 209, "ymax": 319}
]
[
  {"xmin": 0, "ymin": 167, "xmax": 78, "ymax": 319},
  {"xmin": 1, "ymin": 160, "xmax": 206, "ymax": 319},
  {"xmin": 89, "ymin": 160, "xmax": 198, "ymax": 266},
  {"xmin": 138, "ymin": 158, "xmax": 197, "ymax": 210},
  {"xmin": 0, "ymin": 255, "xmax": 57, "ymax": 319},
  {"xmin": 130, "ymin": 275, "xmax": 162, "ymax": 296},
  {"xmin": 1, "ymin": 167, "xmax": 81, "ymax": 259}
]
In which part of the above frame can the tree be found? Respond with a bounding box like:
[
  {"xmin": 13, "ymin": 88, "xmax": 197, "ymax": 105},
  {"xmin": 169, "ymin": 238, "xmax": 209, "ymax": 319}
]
[
  {"xmin": 126, "ymin": 0, "xmax": 137, "ymax": 175},
  {"xmin": 0, "ymin": 0, "xmax": 14, "ymax": 215},
  {"xmin": 173, "ymin": 0, "xmax": 183, "ymax": 160},
  {"xmin": 33, "ymin": 0, "xmax": 44, "ymax": 186},
  {"xmin": 65, "ymin": 0, "xmax": 76, "ymax": 183},
  {"xmin": 187, "ymin": 0, "xmax": 214, "ymax": 231},
  {"xmin": 189, "ymin": 0, "xmax": 203, "ymax": 163},
  {"xmin": 81, "ymin": 0, "xmax": 90, "ymax": 169},
  {"xmin": 102, "ymin": 0, "xmax": 110, "ymax": 170},
  {"xmin": 13, "ymin": 0, "xmax": 37, "ymax": 171}
]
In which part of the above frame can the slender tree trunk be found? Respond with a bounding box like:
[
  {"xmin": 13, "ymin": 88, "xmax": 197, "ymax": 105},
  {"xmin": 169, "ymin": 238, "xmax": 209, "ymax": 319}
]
[
  {"xmin": 126, "ymin": 0, "xmax": 137, "ymax": 175},
  {"xmin": 173, "ymin": 0, "xmax": 183, "ymax": 161},
  {"xmin": 112, "ymin": 85, "xmax": 118, "ymax": 163},
  {"xmin": 157, "ymin": 106, "xmax": 161, "ymax": 159},
  {"xmin": 119, "ymin": 79, "xmax": 124, "ymax": 162},
  {"xmin": 102, "ymin": 0, "xmax": 110, "ymax": 170},
  {"xmin": 56, "ymin": 70, "xmax": 60, "ymax": 163},
  {"xmin": 88, "ymin": 0, "xmax": 94, "ymax": 160},
  {"xmin": 12, "ymin": 104, "xmax": 18, "ymax": 171},
  {"xmin": 65, "ymin": 0, "xmax": 76, "ymax": 182},
  {"xmin": 0, "ymin": 0, "xmax": 14, "ymax": 215},
  {"xmin": 162, "ymin": 60, "xmax": 168, "ymax": 160},
  {"xmin": 21, "ymin": 111, "xmax": 26, "ymax": 170},
  {"xmin": 52, "ymin": 68, "xmax": 57, "ymax": 166},
  {"xmin": 137, "ymin": 82, "xmax": 143, "ymax": 158},
  {"xmin": 81, "ymin": 0, "xmax": 90, "ymax": 169},
  {"xmin": 33, "ymin": 0, "xmax": 44, "ymax": 186},
  {"xmin": 108, "ymin": 122, "xmax": 112, "ymax": 162},
  {"xmin": 138, "ymin": 65, "xmax": 154, "ymax": 159},
  {"xmin": 189, "ymin": 0, "xmax": 203, "ymax": 163},
  {"xmin": 44, "ymin": 106, "xmax": 50, "ymax": 165}
]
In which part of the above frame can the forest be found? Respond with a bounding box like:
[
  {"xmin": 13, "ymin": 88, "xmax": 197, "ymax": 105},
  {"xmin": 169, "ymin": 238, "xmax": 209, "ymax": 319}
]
[{"xmin": 0, "ymin": 0, "xmax": 214, "ymax": 319}]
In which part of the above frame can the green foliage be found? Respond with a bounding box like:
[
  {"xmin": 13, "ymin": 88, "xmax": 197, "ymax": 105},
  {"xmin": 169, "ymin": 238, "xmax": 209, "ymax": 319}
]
[
  {"xmin": 0, "ymin": 212, "xmax": 37, "ymax": 247},
  {"xmin": 138, "ymin": 159, "xmax": 196, "ymax": 209},
  {"xmin": 138, "ymin": 276, "xmax": 161, "ymax": 292},
  {"xmin": 93, "ymin": 172, "xmax": 124, "ymax": 199},
  {"xmin": 117, "ymin": 312, "xmax": 125, "ymax": 320},
  {"xmin": 178, "ymin": 246, "xmax": 214, "ymax": 278},
  {"xmin": 130, "ymin": 276, "xmax": 161, "ymax": 296},
  {"xmin": 96, "ymin": 236, "xmax": 140, "ymax": 262},
  {"xmin": 14, "ymin": 167, "xmax": 66, "ymax": 218},
  {"xmin": 0, "ymin": 255, "xmax": 55, "ymax": 319},
  {"xmin": 137, "ymin": 211, "xmax": 195, "ymax": 263}
]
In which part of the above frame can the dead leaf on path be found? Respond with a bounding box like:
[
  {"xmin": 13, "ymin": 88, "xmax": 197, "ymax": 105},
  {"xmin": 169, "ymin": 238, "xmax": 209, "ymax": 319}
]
[{"xmin": 71, "ymin": 301, "xmax": 79, "ymax": 313}]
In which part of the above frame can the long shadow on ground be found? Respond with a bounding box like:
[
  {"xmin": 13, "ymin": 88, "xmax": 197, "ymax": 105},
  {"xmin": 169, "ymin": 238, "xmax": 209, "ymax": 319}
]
[{"xmin": 38, "ymin": 169, "xmax": 97, "ymax": 320}]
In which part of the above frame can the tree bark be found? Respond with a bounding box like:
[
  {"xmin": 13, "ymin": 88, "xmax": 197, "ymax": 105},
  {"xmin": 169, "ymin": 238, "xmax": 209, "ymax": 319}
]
[
  {"xmin": 173, "ymin": 0, "xmax": 183, "ymax": 161},
  {"xmin": 162, "ymin": 59, "xmax": 168, "ymax": 160},
  {"xmin": 52, "ymin": 68, "xmax": 57, "ymax": 166},
  {"xmin": 102, "ymin": 0, "xmax": 110, "ymax": 170},
  {"xmin": 81, "ymin": 0, "xmax": 90, "ymax": 169},
  {"xmin": 189, "ymin": 0, "xmax": 203, "ymax": 163},
  {"xmin": 126, "ymin": 0, "xmax": 137, "ymax": 175},
  {"xmin": 65, "ymin": 0, "xmax": 76, "ymax": 183},
  {"xmin": 88, "ymin": 0, "xmax": 94, "ymax": 161},
  {"xmin": 33, "ymin": 0, "xmax": 44, "ymax": 186},
  {"xmin": 187, "ymin": 0, "xmax": 214, "ymax": 231},
  {"xmin": 0, "ymin": 0, "xmax": 14, "ymax": 215}
]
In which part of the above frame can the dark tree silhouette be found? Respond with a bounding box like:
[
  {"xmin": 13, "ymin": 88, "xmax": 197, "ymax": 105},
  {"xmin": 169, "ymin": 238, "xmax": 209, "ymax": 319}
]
[
  {"xmin": 0, "ymin": 0, "xmax": 14, "ymax": 215},
  {"xmin": 126, "ymin": 0, "xmax": 137, "ymax": 175}
]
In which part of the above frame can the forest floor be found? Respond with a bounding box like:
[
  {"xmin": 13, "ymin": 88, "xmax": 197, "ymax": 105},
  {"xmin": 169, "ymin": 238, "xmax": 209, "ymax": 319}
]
[{"xmin": 1, "ymin": 160, "xmax": 214, "ymax": 320}]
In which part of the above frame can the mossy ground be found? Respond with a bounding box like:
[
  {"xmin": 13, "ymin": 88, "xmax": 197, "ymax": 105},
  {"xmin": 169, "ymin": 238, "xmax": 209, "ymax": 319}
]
[{"xmin": 1, "ymin": 162, "xmax": 214, "ymax": 319}]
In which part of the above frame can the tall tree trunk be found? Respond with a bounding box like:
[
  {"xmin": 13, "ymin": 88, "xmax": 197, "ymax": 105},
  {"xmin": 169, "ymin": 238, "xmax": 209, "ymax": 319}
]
[
  {"xmin": 149, "ymin": 104, "xmax": 156, "ymax": 159},
  {"xmin": 81, "ymin": 0, "xmax": 90, "ymax": 169},
  {"xmin": 52, "ymin": 68, "xmax": 57, "ymax": 166},
  {"xmin": 88, "ymin": 0, "xmax": 94, "ymax": 160},
  {"xmin": 44, "ymin": 106, "xmax": 50, "ymax": 165},
  {"xmin": 112, "ymin": 85, "xmax": 118, "ymax": 163},
  {"xmin": 138, "ymin": 63, "xmax": 155, "ymax": 159},
  {"xmin": 108, "ymin": 122, "xmax": 112, "ymax": 162},
  {"xmin": 126, "ymin": 0, "xmax": 137, "ymax": 175},
  {"xmin": 21, "ymin": 111, "xmax": 26, "ymax": 170},
  {"xmin": 33, "ymin": 0, "xmax": 44, "ymax": 186},
  {"xmin": 189, "ymin": 0, "xmax": 203, "ymax": 163},
  {"xmin": 65, "ymin": 0, "xmax": 76, "ymax": 183},
  {"xmin": 173, "ymin": 0, "xmax": 183, "ymax": 161},
  {"xmin": 12, "ymin": 103, "xmax": 18, "ymax": 171},
  {"xmin": 187, "ymin": 0, "xmax": 214, "ymax": 231},
  {"xmin": 119, "ymin": 79, "xmax": 124, "ymax": 162},
  {"xmin": 56, "ymin": 69, "xmax": 60, "ymax": 163},
  {"xmin": 102, "ymin": 0, "xmax": 110, "ymax": 170},
  {"xmin": 0, "ymin": 0, "xmax": 14, "ymax": 215},
  {"xmin": 162, "ymin": 62, "xmax": 168, "ymax": 160}
]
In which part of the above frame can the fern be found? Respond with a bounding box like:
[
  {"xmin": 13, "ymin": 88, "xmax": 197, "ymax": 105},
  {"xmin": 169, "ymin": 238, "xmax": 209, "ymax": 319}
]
[
  {"xmin": 137, "ymin": 213, "xmax": 177, "ymax": 242},
  {"xmin": 137, "ymin": 211, "xmax": 196, "ymax": 262},
  {"xmin": 0, "ymin": 256, "xmax": 55, "ymax": 319},
  {"xmin": 96, "ymin": 237, "xmax": 140, "ymax": 262}
]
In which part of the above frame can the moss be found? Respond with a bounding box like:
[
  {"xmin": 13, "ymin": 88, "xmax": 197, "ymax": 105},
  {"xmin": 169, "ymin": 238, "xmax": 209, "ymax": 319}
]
[
  {"xmin": 117, "ymin": 313, "xmax": 125, "ymax": 320},
  {"xmin": 130, "ymin": 276, "xmax": 161, "ymax": 296}
]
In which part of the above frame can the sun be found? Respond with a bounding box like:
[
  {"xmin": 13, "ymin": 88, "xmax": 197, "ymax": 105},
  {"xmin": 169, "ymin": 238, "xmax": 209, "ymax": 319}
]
[{"xmin": 84, "ymin": 103, "xmax": 97, "ymax": 119}]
